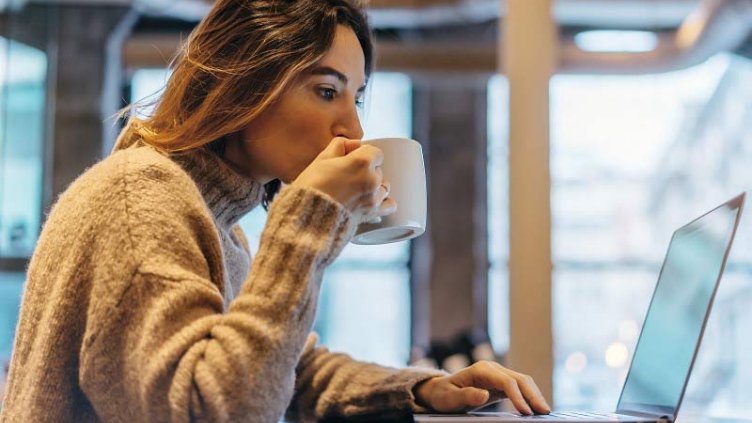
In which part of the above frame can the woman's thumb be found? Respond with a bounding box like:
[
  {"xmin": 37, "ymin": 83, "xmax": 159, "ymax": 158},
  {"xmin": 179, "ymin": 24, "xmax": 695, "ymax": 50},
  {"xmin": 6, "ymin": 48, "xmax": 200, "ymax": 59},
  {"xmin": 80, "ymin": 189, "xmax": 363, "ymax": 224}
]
[{"xmin": 460, "ymin": 387, "xmax": 490, "ymax": 408}]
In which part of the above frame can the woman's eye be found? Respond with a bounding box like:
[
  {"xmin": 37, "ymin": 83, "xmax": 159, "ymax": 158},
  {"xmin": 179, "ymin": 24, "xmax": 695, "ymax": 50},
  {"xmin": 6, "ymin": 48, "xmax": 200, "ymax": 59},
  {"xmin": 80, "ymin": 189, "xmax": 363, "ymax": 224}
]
[
  {"xmin": 318, "ymin": 87, "xmax": 337, "ymax": 101},
  {"xmin": 355, "ymin": 97, "xmax": 365, "ymax": 108}
]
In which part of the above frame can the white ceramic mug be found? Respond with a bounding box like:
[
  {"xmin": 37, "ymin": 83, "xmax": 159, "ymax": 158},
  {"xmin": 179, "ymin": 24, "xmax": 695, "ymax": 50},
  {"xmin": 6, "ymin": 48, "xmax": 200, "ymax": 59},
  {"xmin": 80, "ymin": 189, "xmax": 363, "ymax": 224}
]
[{"xmin": 351, "ymin": 137, "xmax": 427, "ymax": 245}]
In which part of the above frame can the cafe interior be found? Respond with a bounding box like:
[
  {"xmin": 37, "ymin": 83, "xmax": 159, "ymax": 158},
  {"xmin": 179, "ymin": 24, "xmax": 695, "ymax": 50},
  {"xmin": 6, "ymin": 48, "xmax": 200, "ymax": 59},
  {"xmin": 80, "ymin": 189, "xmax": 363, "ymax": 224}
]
[{"xmin": 1, "ymin": 0, "xmax": 751, "ymax": 419}]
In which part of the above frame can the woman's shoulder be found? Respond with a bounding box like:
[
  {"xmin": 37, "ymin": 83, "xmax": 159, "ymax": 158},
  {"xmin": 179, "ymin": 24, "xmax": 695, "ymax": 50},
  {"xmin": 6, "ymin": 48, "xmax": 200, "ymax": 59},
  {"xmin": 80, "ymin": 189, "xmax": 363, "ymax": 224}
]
[
  {"xmin": 108, "ymin": 145, "xmax": 195, "ymax": 188},
  {"xmin": 64, "ymin": 145, "xmax": 200, "ymax": 207},
  {"xmin": 41, "ymin": 144, "xmax": 220, "ymax": 269},
  {"xmin": 50, "ymin": 145, "xmax": 211, "ymax": 236}
]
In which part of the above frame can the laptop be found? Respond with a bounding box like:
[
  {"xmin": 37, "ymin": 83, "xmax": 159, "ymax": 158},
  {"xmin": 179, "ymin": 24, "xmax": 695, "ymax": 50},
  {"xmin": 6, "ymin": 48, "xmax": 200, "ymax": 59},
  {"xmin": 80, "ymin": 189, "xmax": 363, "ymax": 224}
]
[{"xmin": 415, "ymin": 193, "xmax": 746, "ymax": 423}]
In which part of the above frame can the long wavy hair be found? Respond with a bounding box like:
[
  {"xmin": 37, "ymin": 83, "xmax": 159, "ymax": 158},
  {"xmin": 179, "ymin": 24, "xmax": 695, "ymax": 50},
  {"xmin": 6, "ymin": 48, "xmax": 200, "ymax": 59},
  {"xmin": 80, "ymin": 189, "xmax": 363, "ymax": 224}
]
[{"xmin": 115, "ymin": 0, "xmax": 373, "ymax": 209}]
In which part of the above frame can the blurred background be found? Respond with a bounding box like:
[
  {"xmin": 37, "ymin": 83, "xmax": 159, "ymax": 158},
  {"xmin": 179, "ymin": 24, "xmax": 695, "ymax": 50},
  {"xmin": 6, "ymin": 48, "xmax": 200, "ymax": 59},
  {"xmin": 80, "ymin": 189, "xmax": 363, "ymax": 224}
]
[{"xmin": 1, "ymin": 0, "xmax": 751, "ymax": 418}]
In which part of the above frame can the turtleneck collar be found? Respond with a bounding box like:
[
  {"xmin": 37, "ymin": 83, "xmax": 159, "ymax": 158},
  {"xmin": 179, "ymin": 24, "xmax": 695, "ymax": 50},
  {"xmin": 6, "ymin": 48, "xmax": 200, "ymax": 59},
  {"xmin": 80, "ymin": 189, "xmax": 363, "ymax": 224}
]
[{"xmin": 170, "ymin": 147, "xmax": 265, "ymax": 230}]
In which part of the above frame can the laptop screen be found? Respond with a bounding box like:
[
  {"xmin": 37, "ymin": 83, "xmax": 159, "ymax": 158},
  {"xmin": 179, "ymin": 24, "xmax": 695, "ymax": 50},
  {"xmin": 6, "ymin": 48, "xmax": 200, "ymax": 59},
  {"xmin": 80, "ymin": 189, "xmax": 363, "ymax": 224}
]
[{"xmin": 616, "ymin": 195, "xmax": 743, "ymax": 416}]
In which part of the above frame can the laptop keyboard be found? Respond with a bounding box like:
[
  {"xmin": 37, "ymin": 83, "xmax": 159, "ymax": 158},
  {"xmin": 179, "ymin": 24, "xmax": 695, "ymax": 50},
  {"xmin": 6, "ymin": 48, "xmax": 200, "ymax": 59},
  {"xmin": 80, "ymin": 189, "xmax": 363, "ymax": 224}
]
[{"xmin": 517, "ymin": 411, "xmax": 624, "ymax": 420}]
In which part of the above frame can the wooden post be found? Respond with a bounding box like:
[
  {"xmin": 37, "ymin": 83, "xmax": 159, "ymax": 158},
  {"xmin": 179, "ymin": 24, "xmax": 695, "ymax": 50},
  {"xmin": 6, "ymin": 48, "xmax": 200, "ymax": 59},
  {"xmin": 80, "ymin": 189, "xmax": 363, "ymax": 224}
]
[
  {"xmin": 42, "ymin": 4, "xmax": 134, "ymax": 210},
  {"xmin": 504, "ymin": 0, "xmax": 556, "ymax": 403}
]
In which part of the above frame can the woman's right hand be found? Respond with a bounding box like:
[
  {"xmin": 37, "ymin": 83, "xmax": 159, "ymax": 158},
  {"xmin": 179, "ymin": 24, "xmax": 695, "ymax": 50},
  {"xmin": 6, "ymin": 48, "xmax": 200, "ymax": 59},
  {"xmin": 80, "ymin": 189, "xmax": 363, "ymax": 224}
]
[{"xmin": 291, "ymin": 137, "xmax": 397, "ymax": 223}]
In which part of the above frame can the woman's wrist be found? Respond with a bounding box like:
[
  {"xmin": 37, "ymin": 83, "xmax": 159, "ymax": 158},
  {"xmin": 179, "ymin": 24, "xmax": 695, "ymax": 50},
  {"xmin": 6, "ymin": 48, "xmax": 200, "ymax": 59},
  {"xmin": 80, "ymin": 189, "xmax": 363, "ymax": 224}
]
[{"xmin": 413, "ymin": 376, "xmax": 441, "ymax": 409}]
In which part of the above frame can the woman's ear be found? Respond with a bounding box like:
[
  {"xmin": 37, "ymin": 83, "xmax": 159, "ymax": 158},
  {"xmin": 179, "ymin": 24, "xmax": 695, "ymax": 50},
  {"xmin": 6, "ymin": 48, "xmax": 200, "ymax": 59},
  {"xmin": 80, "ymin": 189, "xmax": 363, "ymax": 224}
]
[
  {"xmin": 226, "ymin": 130, "xmax": 243, "ymax": 145},
  {"xmin": 219, "ymin": 130, "xmax": 247, "ymax": 158}
]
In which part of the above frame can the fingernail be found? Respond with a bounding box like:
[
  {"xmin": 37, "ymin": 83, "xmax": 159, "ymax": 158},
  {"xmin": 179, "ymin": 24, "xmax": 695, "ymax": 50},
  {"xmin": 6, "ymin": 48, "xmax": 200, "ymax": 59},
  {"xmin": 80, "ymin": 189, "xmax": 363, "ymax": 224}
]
[{"xmin": 480, "ymin": 390, "xmax": 490, "ymax": 403}]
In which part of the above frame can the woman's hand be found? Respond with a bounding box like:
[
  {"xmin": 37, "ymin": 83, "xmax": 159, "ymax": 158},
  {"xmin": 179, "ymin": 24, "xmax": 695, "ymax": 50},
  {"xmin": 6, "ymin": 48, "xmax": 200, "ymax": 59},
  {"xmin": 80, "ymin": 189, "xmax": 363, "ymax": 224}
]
[
  {"xmin": 292, "ymin": 137, "xmax": 396, "ymax": 223},
  {"xmin": 413, "ymin": 361, "xmax": 551, "ymax": 416}
]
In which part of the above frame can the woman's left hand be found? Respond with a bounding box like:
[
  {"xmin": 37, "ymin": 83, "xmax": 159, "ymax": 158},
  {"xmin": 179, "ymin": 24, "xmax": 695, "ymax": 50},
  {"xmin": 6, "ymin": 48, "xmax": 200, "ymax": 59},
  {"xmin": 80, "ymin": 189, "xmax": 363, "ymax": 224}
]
[{"xmin": 413, "ymin": 361, "xmax": 551, "ymax": 415}]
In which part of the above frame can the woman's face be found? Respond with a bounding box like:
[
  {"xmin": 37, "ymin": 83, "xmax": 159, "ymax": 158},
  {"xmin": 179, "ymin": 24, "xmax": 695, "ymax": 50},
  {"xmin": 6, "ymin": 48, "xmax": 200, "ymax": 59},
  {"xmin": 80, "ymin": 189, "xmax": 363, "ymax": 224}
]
[{"xmin": 225, "ymin": 25, "xmax": 367, "ymax": 184}]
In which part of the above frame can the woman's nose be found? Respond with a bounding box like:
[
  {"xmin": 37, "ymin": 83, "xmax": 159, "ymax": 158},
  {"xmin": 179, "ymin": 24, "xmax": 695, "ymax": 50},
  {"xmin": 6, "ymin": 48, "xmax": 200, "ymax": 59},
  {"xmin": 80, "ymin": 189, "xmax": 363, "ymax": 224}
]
[{"xmin": 334, "ymin": 105, "xmax": 364, "ymax": 140}]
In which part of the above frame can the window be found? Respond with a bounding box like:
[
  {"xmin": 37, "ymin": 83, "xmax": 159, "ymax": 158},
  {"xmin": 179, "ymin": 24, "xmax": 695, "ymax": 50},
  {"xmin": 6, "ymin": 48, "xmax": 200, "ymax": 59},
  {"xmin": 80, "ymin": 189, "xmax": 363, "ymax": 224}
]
[
  {"xmin": 0, "ymin": 35, "xmax": 47, "ymax": 402},
  {"xmin": 0, "ymin": 272, "xmax": 24, "ymax": 383},
  {"xmin": 487, "ymin": 76, "xmax": 510, "ymax": 356},
  {"xmin": 130, "ymin": 68, "xmax": 170, "ymax": 119},
  {"xmin": 550, "ymin": 53, "xmax": 752, "ymax": 415},
  {"xmin": 0, "ymin": 38, "xmax": 47, "ymax": 258}
]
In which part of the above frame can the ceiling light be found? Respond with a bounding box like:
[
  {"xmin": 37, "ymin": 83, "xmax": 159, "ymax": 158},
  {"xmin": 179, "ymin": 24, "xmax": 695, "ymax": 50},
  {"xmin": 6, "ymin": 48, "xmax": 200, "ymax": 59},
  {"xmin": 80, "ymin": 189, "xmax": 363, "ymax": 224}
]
[{"xmin": 574, "ymin": 30, "xmax": 659, "ymax": 53}]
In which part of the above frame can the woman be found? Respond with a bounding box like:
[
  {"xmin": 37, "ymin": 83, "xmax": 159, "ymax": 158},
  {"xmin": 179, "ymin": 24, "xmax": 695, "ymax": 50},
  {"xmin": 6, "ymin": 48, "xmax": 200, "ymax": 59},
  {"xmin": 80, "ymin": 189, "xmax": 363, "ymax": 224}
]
[{"xmin": 0, "ymin": 0, "xmax": 550, "ymax": 422}]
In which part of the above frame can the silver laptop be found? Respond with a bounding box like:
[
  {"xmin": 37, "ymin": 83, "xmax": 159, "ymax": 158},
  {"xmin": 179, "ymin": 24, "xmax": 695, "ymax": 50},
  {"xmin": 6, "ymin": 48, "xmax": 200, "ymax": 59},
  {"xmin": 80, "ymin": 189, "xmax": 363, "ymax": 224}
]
[{"xmin": 416, "ymin": 193, "xmax": 746, "ymax": 423}]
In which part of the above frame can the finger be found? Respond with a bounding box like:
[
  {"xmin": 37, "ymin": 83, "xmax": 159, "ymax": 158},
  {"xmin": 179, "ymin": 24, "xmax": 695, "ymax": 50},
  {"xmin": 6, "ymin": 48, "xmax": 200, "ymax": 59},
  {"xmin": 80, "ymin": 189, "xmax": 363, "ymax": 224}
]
[
  {"xmin": 343, "ymin": 138, "xmax": 362, "ymax": 154},
  {"xmin": 380, "ymin": 179, "xmax": 391, "ymax": 197},
  {"xmin": 361, "ymin": 181, "xmax": 385, "ymax": 205},
  {"xmin": 501, "ymin": 378, "xmax": 532, "ymax": 415},
  {"xmin": 363, "ymin": 216, "xmax": 382, "ymax": 224},
  {"xmin": 317, "ymin": 137, "xmax": 348, "ymax": 159},
  {"xmin": 469, "ymin": 369, "xmax": 532, "ymax": 415},
  {"xmin": 372, "ymin": 180, "xmax": 389, "ymax": 204},
  {"xmin": 432, "ymin": 384, "xmax": 481, "ymax": 412},
  {"xmin": 512, "ymin": 373, "xmax": 551, "ymax": 414},
  {"xmin": 488, "ymin": 363, "xmax": 550, "ymax": 414},
  {"xmin": 351, "ymin": 144, "xmax": 383, "ymax": 168},
  {"xmin": 460, "ymin": 387, "xmax": 490, "ymax": 408},
  {"xmin": 376, "ymin": 197, "xmax": 397, "ymax": 217}
]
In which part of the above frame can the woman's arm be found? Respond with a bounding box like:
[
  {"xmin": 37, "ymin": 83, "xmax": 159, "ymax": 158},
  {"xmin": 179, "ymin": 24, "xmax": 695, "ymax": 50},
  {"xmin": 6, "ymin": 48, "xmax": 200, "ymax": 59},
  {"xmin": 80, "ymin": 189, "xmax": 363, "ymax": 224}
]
[
  {"xmin": 79, "ymin": 170, "xmax": 357, "ymax": 423},
  {"xmin": 286, "ymin": 334, "xmax": 447, "ymax": 422}
]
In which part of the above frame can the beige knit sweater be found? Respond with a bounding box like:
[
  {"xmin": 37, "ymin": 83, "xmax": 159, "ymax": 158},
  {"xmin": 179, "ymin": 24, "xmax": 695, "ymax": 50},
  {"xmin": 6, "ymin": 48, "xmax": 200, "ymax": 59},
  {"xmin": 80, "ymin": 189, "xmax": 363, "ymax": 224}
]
[{"xmin": 0, "ymin": 141, "xmax": 445, "ymax": 422}]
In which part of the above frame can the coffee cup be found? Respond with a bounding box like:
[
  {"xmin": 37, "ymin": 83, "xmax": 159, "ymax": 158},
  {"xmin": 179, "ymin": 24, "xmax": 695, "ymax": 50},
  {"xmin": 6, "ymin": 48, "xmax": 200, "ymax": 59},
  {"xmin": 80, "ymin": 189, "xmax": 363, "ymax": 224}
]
[{"xmin": 351, "ymin": 137, "xmax": 427, "ymax": 245}]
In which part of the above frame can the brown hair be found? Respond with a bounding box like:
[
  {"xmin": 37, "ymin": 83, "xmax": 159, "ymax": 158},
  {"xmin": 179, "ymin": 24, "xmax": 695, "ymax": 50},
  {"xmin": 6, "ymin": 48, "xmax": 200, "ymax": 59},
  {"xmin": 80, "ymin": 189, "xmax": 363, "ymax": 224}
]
[{"xmin": 116, "ymin": 0, "xmax": 373, "ymax": 209}]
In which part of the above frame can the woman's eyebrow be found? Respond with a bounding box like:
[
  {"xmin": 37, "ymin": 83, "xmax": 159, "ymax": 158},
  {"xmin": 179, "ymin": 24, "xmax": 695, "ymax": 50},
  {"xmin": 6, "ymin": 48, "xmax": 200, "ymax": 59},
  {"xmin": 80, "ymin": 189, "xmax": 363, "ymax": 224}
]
[{"xmin": 310, "ymin": 66, "xmax": 367, "ymax": 91}]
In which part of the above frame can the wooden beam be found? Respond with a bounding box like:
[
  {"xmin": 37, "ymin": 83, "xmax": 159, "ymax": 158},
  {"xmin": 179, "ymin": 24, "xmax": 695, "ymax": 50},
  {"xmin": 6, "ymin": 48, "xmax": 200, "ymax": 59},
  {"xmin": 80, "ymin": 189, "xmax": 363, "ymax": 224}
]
[
  {"xmin": 122, "ymin": 33, "xmax": 498, "ymax": 74},
  {"xmin": 375, "ymin": 41, "xmax": 496, "ymax": 74},
  {"xmin": 368, "ymin": 0, "xmax": 471, "ymax": 8}
]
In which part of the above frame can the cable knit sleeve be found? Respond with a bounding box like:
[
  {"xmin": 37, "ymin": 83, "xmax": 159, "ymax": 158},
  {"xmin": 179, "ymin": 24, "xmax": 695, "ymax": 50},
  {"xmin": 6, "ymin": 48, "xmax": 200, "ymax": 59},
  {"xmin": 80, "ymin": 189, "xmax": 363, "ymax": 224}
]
[
  {"xmin": 78, "ymin": 155, "xmax": 358, "ymax": 423},
  {"xmin": 286, "ymin": 334, "xmax": 448, "ymax": 423}
]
